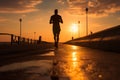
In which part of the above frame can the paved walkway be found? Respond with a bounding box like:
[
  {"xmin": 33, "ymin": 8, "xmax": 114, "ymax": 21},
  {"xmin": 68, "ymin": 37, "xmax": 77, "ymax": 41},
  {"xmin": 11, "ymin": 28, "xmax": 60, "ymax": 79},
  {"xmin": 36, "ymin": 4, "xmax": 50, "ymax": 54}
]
[{"xmin": 0, "ymin": 44, "xmax": 120, "ymax": 80}]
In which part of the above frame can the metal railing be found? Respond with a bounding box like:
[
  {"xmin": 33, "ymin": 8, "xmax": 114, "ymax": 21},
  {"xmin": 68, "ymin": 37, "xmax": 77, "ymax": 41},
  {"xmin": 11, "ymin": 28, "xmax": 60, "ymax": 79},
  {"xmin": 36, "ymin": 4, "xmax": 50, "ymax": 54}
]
[{"xmin": 0, "ymin": 33, "xmax": 41, "ymax": 45}]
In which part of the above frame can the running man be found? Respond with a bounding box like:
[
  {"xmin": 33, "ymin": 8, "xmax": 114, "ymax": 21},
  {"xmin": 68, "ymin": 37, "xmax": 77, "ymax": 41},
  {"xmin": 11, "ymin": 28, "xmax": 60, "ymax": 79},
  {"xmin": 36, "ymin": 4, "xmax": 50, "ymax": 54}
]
[{"xmin": 49, "ymin": 9, "xmax": 63, "ymax": 48}]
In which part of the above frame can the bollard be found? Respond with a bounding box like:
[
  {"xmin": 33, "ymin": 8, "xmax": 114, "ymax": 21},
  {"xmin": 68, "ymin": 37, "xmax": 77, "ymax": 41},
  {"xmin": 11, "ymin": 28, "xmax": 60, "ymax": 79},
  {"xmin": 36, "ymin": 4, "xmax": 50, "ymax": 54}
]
[
  {"xmin": 72, "ymin": 37, "xmax": 74, "ymax": 40},
  {"xmin": 38, "ymin": 36, "xmax": 42, "ymax": 44}
]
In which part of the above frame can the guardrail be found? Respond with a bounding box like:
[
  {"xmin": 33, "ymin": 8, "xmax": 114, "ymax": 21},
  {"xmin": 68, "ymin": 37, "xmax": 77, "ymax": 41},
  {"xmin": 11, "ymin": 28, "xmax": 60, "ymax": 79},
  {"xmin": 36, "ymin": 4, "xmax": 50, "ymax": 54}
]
[
  {"xmin": 0, "ymin": 33, "xmax": 41, "ymax": 45},
  {"xmin": 66, "ymin": 25, "xmax": 120, "ymax": 53}
]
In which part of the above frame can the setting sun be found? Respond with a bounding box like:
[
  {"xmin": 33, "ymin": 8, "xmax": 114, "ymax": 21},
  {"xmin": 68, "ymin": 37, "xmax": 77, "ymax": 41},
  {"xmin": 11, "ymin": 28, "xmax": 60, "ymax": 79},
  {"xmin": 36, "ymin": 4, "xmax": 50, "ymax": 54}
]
[
  {"xmin": 71, "ymin": 24, "xmax": 78, "ymax": 33},
  {"xmin": 0, "ymin": 0, "xmax": 120, "ymax": 42}
]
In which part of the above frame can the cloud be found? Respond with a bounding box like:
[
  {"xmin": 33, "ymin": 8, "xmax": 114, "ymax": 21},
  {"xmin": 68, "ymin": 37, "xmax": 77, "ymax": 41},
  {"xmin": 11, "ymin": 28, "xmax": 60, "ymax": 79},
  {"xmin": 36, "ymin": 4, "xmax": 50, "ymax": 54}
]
[
  {"xmin": 58, "ymin": 0, "xmax": 65, "ymax": 4},
  {"xmin": 0, "ymin": 0, "xmax": 42, "ymax": 13},
  {"xmin": 0, "ymin": 17, "xmax": 8, "ymax": 22},
  {"xmin": 118, "ymin": 17, "xmax": 120, "ymax": 20},
  {"xmin": 66, "ymin": 0, "xmax": 120, "ymax": 16},
  {"xmin": 57, "ymin": 0, "xmax": 68, "ymax": 5}
]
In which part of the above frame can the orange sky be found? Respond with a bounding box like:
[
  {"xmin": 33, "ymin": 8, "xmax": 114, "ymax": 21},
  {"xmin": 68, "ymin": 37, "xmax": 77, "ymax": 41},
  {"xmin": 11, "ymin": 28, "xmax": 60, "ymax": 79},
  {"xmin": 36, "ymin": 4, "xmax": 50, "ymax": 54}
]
[{"xmin": 0, "ymin": 0, "xmax": 120, "ymax": 42}]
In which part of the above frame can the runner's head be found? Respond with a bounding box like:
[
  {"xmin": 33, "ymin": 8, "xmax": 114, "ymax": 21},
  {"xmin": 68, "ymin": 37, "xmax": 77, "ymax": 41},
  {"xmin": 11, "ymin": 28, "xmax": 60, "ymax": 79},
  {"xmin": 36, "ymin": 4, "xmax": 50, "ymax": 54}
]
[{"xmin": 54, "ymin": 9, "xmax": 58, "ymax": 15}]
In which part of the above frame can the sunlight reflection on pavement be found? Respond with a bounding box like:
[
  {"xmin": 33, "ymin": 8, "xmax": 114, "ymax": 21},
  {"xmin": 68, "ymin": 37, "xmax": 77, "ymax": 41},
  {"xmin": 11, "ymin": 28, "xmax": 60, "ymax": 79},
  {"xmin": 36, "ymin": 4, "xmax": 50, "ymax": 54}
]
[
  {"xmin": 53, "ymin": 44, "xmax": 120, "ymax": 80},
  {"xmin": 0, "ymin": 44, "xmax": 120, "ymax": 80}
]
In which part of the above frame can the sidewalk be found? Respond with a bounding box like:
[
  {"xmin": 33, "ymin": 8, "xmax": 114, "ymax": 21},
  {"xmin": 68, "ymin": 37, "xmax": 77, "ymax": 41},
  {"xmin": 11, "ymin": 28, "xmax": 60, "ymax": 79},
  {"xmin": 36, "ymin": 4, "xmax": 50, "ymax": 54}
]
[
  {"xmin": 0, "ymin": 44, "xmax": 70, "ymax": 80},
  {"xmin": 0, "ymin": 44, "xmax": 120, "ymax": 80}
]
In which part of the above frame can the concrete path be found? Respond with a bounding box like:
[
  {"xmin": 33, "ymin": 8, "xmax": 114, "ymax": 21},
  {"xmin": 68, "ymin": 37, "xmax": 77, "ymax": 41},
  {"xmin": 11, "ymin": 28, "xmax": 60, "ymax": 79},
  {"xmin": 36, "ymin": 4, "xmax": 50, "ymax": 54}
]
[
  {"xmin": 0, "ymin": 44, "xmax": 120, "ymax": 80},
  {"xmin": 55, "ymin": 44, "xmax": 120, "ymax": 80}
]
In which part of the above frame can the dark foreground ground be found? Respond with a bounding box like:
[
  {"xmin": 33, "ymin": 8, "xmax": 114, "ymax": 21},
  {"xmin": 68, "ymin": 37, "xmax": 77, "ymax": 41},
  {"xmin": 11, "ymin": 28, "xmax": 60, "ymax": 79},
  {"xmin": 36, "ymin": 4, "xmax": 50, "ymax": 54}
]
[{"xmin": 0, "ymin": 43, "xmax": 120, "ymax": 80}]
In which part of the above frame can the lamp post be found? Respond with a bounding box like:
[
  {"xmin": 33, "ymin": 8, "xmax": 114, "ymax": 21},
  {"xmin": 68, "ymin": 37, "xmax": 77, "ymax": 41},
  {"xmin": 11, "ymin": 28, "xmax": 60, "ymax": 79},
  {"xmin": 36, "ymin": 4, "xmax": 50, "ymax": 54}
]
[
  {"xmin": 19, "ymin": 18, "xmax": 22, "ymax": 38},
  {"xmin": 78, "ymin": 21, "xmax": 80, "ymax": 37},
  {"xmin": 34, "ymin": 32, "xmax": 36, "ymax": 40},
  {"xmin": 86, "ymin": 7, "xmax": 88, "ymax": 36}
]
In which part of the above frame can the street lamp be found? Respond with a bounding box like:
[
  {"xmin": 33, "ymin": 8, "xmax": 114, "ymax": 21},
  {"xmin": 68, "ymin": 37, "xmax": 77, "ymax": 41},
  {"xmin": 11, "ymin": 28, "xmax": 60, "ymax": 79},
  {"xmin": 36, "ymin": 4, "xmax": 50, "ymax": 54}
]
[
  {"xmin": 86, "ymin": 7, "xmax": 88, "ymax": 36},
  {"xmin": 34, "ymin": 32, "xmax": 36, "ymax": 40},
  {"xmin": 78, "ymin": 21, "xmax": 80, "ymax": 37},
  {"xmin": 19, "ymin": 18, "xmax": 22, "ymax": 38}
]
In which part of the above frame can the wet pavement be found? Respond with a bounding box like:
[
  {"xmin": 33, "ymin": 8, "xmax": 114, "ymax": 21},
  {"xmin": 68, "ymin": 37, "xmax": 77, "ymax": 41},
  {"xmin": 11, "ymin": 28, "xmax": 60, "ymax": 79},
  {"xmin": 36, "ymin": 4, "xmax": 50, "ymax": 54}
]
[{"xmin": 0, "ymin": 44, "xmax": 120, "ymax": 80}]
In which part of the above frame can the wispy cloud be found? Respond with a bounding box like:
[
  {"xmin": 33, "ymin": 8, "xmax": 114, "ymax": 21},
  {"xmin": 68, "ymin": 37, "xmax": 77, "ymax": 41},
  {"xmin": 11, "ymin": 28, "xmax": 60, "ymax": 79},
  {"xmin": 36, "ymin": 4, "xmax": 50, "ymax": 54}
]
[
  {"xmin": 118, "ymin": 17, "xmax": 120, "ymax": 20},
  {"xmin": 66, "ymin": 0, "xmax": 120, "ymax": 17},
  {"xmin": 57, "ymin": 0, "xmax": 65, "ymax": 4},
  {"xmin": 0, "ymin": 0, "xmax": 42, "ymax": 13},
  {"xmin": 0, "ymin": 17, "xmax": 8, "ymax": 22}
]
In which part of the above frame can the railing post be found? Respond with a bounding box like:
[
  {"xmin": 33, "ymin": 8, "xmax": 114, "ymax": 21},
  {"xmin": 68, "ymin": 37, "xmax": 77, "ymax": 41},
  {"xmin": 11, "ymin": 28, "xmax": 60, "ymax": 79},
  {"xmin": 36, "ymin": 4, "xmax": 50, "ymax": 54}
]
[
  {"xmin": 18, "ymin": 36, "xmax": 20, "ymax": 45},
  {"xmin": 28, "ymin": 38, "xmax": 29, "ymax": 44},
  {"xmin": 30, "ymin": 39, "xmax": 32, "ymax": 44},
  {"xmin": 11, "ymin": 34, "xmax": 14, "ymax": 45},
  {"xmin": 23, "ymin": 38, "xmax": 25, "ymax": 43}
]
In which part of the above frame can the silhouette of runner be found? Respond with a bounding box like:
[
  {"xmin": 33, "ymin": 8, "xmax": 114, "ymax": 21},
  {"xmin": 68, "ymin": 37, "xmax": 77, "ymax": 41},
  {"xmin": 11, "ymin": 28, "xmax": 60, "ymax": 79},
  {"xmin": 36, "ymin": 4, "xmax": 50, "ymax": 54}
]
[{"xmin": 49, "ymin": 9, "xmax": 63, "ymax": 48}]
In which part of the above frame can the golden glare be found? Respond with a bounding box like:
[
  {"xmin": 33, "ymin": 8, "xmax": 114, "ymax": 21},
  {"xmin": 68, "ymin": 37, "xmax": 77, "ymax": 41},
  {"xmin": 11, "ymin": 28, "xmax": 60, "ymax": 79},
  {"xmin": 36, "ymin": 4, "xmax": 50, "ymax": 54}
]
[
  {"xmin": 72, "ymin": 52, "xmax": 77, "ymax": 61},
  {"xmin": 72, "ymin": 45, "xmax": 78, "ymax": 50},
  {"xmin": 71, "ymin": 24, "xmax": 78, "ymax": 33}
]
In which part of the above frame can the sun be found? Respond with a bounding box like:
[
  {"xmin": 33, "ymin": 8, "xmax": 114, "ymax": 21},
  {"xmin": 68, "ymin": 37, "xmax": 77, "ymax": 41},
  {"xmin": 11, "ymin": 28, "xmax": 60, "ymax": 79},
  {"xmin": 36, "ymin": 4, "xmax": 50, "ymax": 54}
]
[{"xmin": 71, "ymin": 23, "xmax": 78, "ymax": 33}]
